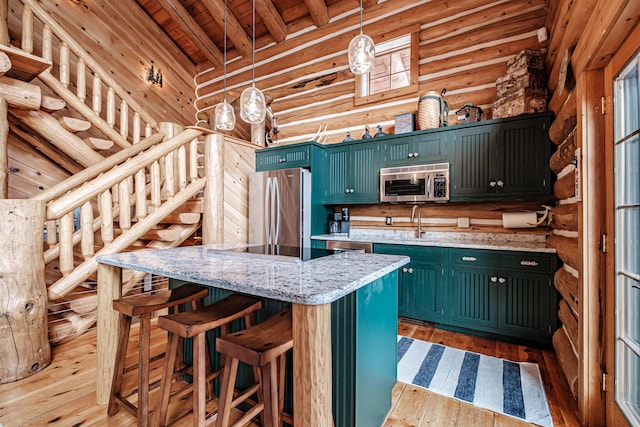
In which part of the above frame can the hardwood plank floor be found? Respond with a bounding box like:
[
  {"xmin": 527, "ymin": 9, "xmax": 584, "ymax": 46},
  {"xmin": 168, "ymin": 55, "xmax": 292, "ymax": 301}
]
[{"xmin": 0, "ymin": 319, "xmax": 579, "ymax": 426}]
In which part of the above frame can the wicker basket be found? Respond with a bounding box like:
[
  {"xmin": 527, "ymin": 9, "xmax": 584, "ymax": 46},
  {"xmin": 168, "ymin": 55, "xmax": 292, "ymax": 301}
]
[{"xmin": 417, "ymin": 91, "xmax": 448, "ymax": 130}]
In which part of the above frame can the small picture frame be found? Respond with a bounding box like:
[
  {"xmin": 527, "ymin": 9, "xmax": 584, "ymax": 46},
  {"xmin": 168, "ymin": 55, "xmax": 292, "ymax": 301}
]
[{"xmin": 394, "ymin": 113, "xmax": 415, "ymax": 134}]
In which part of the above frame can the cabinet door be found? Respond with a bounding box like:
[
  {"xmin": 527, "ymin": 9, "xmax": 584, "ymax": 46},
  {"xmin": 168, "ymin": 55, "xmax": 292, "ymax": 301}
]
[
  {"xmin": 402, "ymin": 262, "xmax": 444, "ymax": 322},
  {"xmin": 495, "ymin": 117, "xmax": 551, "ymax": 197},
  {"xmin": 498, "ymin": 270, "xmax": 553, "ymax": 342},
  {"xmin": 323, "ymin": 146, "xmax": 350, "ymax": 203},
  {"xmin": 350, "ymin": 143, "xmax": 379, "ymax": 203},
  {"xmin": 256, "ymin": 145, "xmax": 311, "ymax": 171},
  {"xmin": 451, "ymin": 126, "xmax": 497, "ymax": 199},
  {"xmin": 383, "ymin": 132, "xmax": 447, "ymax": 166},
  {"xmin": 451, "ymin": 264, "xmax": 498, "ymax": 331}
]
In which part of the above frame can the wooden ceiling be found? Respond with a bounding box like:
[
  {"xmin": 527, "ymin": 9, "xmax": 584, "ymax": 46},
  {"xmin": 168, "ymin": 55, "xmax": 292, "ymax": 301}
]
[{"xmin": 135, "ymin": 0, "xmax": 373, "ymax": 70}]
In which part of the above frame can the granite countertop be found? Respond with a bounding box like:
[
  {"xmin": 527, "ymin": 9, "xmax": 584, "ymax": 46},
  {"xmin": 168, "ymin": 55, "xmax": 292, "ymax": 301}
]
[
  {"xmin": 312, "ymin": 229, "xmax": 556, "ymax": 253},
  {"xmin": 96, "ymin": 244, "xmax": 409, "ymax": 305}
]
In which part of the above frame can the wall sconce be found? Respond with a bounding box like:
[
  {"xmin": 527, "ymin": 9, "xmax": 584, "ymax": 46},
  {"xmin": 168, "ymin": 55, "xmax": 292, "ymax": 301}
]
[{"xmin": 147, "ymin": 65, "xmax": 163, "ymax": 87}]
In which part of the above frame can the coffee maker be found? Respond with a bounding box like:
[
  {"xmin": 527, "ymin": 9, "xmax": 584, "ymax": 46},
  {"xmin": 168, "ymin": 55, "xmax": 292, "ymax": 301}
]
[{"xmin": 328, "ymin": 208, "xmax": 350, "ymax": 236}]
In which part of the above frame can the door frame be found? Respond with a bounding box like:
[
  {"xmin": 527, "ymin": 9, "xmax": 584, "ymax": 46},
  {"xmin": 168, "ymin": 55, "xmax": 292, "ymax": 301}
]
[{"xmin": 604, "ymin": 22, "xmax": 640, "ymax": 427}]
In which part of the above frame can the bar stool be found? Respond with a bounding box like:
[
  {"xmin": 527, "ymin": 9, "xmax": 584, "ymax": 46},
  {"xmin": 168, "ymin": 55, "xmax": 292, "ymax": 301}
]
[
  {"xmin": 215, "ymin": 306, "xmax": 293, "ymax": 427},
  {"xmin": 108, "ymin": 283, "xmax": 209, "ymax": 427},
  {"xmin": 156, "ymin": 293, "xmax": 263, "ymax": 427}
]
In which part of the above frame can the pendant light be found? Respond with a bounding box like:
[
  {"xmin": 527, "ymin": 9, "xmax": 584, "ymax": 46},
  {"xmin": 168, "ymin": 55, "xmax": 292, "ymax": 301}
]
[
  {"xmin": 348, "ymin": 0, "xmax": 375, "ymax": 75},
  {"xmin": 240, "ymin": 0, "xmax": 266, "ymax": 124},
  {"xmin": 214, "ymin": 0, "xmax": 236, "ymax": 131}
]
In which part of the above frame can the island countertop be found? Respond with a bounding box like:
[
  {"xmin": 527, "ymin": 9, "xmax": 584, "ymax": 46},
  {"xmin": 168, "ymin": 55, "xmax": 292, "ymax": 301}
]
[{"xmin": 96, "ymin": 244, "xmax": 409, "ymax": 305}]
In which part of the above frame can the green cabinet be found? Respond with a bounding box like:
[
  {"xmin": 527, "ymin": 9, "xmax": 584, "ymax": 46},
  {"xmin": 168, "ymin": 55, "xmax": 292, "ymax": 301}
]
[
  {"xmin": 255, "ymin": 141, "xmax": 321, "ymax": 171},
  {"xmin": 451, "ymin": 113, "xmax": 552, "ymax": 201},
  {"xmin": 382, "ymin": 131, "xmax": 449, "ymax": 166},
  {"xmin": 374, "ymin": 244, "xmax": 445, "ymax": 323},
  {"xmin": 450, "ymin": 249, "xmax": 557, "ymax": 344},
  {"xmin": 322, "ymin": 141, "xmax": 379, "ymax": 204}
]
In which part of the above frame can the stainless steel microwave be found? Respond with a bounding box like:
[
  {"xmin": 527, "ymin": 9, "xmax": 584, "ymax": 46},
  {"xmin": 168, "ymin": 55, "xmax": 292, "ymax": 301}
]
[{"xmin": 379, "ymin": 163, "xmax": 450, "ymax": 202}]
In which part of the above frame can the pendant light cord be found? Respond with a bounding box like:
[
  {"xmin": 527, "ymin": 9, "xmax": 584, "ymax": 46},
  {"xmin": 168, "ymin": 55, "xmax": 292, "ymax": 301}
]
[
  {"xmin": 359, "ymin": 0, "xmax": 363, "ymax": 36},
  {"xmin": 223, "ymin": 0, "xmax": 227, "ymax": 102},
  {"xmin": 252, "ymin": 0, "xmax": 256, "ymax": 86}
]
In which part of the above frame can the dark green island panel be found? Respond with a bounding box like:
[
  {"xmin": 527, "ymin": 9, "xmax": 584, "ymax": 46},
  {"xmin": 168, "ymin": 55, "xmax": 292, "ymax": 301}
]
[{"xmin": 171, "ymin": 270, "xmax": 399, "ymax": 427}]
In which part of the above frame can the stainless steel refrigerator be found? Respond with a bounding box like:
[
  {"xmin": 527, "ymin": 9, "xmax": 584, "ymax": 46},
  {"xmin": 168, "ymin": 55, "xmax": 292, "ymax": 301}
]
[{"xmin": 249, "ymin": 168, "xmax": 311, "ymax": 248}]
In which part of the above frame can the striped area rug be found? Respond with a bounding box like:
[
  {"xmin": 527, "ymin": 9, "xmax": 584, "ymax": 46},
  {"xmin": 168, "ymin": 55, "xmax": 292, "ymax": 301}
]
[{"xmin": 397, "ymin": 336, "xmax": 553, "ymax": 427}]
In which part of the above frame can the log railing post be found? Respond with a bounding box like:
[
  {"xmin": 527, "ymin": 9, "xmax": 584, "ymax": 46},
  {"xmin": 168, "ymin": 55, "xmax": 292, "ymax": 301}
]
[
  {"xmin": 20, "ymin": 4, "xmax": 33, "ymax": 53},
  {"xmin": 0, "ymin": 97, "xmax": 7, "ymax": 198},
  {"xmin": 0, "ymin": 0, "xmax": 8, "ymax": 45},
  {"xmin": 202, "ymin": 132, "xmax": 224, "ymax": 244},
  {"xmin": 0, "ymin": 199, "xmax": 51, "ymax": 384}
]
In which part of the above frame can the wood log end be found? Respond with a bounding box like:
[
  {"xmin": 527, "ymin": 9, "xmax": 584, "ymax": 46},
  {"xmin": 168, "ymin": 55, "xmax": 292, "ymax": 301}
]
[
  {"xmin": 0, "ymin": 51, "xmax": 11, "ymax": 75},
  {"xmin": 59, "ymin": 116, "xmax": 91, "ymax": 132},
  {"xmin": 40, "ymin": 95, "xmax": 66, "ymax": 112},
  {"xmin": 84, "ymin": 137, "xmax": 114, "ymax": 150}
]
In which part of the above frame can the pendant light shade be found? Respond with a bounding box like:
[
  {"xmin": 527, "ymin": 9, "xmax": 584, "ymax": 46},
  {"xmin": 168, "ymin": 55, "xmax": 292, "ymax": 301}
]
[
  {"xmin": 214, "ymin": 101, "xmax": 236, "ymax": 130},
  {"xmin": 240, "ymin": 0, "xmax": 267, "ymax": 125},
  {"xmin": 240, "ymin": 85, "xmax": 266, "ymax": 124},
  {"xmin": 214, "ymin": 0, "xmax": 236, "ymax": 131},
  {"xmin": 348, "ymin": 0, "xmax": 375, "ymax": 75},
  {"xmin": 348, "ymin": 34, "xmax": 375, "ymax": 75}
]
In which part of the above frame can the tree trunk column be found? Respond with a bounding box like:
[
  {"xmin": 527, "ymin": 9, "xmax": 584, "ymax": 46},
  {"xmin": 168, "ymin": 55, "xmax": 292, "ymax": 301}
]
[{"xmin": 0, "ymin": 199, "xmax": 50, "ymax": 383}]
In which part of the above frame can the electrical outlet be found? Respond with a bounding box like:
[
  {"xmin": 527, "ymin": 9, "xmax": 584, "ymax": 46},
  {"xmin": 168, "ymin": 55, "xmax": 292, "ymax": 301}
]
[
  {"xmin": 386, "ymin": 216, "xmax": 393, "ymax": 225},
  {"xmin": 457, "ymin": 217, "xmax": 470, "ymax": 228}
]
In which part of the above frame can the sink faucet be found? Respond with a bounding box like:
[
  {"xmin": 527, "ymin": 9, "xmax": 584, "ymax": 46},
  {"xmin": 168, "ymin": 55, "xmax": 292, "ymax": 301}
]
[{"xmin": 411, "ymin": 205, "xmax": 422, "ymax": 238}]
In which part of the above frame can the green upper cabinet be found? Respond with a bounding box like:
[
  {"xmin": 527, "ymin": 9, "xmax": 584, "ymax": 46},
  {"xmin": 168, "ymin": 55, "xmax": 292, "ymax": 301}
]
[
  {"xmin": 450, "ymin": 113, "xmax": 553, "ymax": 201},
  {"xmin": 255, "ymin": 141, "xmax": 322, "ymax": 171},
  {"xmin": 382, "ymin": 131, "xmax": 449, "ymax": 167},
  {"xmin": 322, "ymin": 141, "xmax": 379, "ymax": 204}
]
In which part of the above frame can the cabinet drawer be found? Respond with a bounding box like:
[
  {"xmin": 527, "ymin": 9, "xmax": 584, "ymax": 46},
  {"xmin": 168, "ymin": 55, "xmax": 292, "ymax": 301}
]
[{"xmin": 450, "ymin": 249, "xmax": 553, "ymax": 272}]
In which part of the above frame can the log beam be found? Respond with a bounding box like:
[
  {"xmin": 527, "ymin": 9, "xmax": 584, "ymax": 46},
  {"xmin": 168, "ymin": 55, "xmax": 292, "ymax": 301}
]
[
  {"xmin": 0, "ymin": 76, "xmax": 41, "ymax": 110},
  {"xmin": 552, "ymin": 328, "xmax": 578, "ymax": 398},
  {"xmin": 555, "ymin": 267, "xmax": 579, "ymax": 314},
  {"xmin": 200, "ymin": 0, "xmax": 252, "ymax": 57},
  {"xmin": 551, "ymin": 203, "xmax": 578, "ymax": 232},
  {"xmin": 256, "ymin": 0, "xmax": 287, "ymax": 42},
  {"xmin": 548, "ymin": 90, "xmax": 577, "ymax": 144},
  {"xmin": 549, "ymin": 130, "xmax": 576, "ymax": 174},
  {"xmin": 553, "ymin": 172, "xmax": 575, "ymax": 200},
  {"xmin": 0, "ymin": 51, "xmax": 10, "ymax": 77},
  {"xmin": 153, "ymin": 0, "xmax": 222, "ymax": 66},
  {"xmin": 0, "ymin": 0, "xmax": 7, "ymax": 45},
  {"xmin": 547, "ymin": 234, "xmax": 579, "ymax": 271},
  {"xmin": 303, "ymin": 0, "xmax": 330, "ymax": 27},
  {"xmin": 558, "ymin": 299, "xmax": 578, "ymax": 348}
]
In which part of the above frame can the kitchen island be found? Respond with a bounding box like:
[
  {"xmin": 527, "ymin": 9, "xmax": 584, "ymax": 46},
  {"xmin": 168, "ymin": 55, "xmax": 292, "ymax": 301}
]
[{"xmin": 96, "ymin": 244, "xmax": 409, "ymax": 426}]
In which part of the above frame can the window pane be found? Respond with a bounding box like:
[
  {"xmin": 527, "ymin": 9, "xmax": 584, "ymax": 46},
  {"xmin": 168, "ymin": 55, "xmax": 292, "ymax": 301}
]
[
  {"xmin": 621, "ymin": 346, "xmax": 640, "ymax": 419},
  {"xmin": 391, "ymin": 71, "xmax": 411, "ymax": 90},
  {"xmin": 390, "ymin": 48, "xmax": 411, "ymax": 74},
  {"xmin": 623, "ymin": 275, "xmax": 640, "ymax": 345},
  {"xmin": 615, "ymin": 59, "xmax": 639, "ymax": 140},
  {"xmin": 617, "ymin": 207, "xmax": 640, "ymax": 275},
  {"xmin": 615, "ymin": 135, "xmax": 640, "ymax": 206}
]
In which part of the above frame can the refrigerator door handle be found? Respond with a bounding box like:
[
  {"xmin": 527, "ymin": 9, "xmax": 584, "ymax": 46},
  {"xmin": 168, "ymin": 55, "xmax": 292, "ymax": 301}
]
[
  {"xmin": 274, "ymin": 176, "xmax": 281, "ymax": 245},
  {"xmin": 266, "ymin": 176, "xmax": 273, "ymax": 245}
]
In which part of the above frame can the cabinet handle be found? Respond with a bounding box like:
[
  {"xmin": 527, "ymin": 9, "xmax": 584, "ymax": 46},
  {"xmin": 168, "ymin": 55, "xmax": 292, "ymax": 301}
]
[
  {"xmin": 413, "ymin": 152, "xmax": 419, "ymax": 158},
  {"xmin": 279, "ymin": 158, "xmax": 286, "ymax": 163},
  {"xmin": 402, "ymin": 267, "xmax": 408, "ymax": 273},
  {"xmin": 490, "ymin": 276, "xmax": 498, "ymax": 283},
  {"xmin": 489, "ymin": 181, "xmax": 497, "ymax": 187},
  {"xmin": 461, "ymin": 256, "xmax": 477, "ymax": 262},
  {"xmin": 520, "ymin": 260, "xmax": 539, "ymax": 267},
  {"xmin": 345, "ymin": 189, "xmax": 349, "ymax": 193},
  {"xmin": 407, "ymin": 153, "xmax": 414, "ymax": 158},
  {"xmin": 407, "ymin": 268, "xmax": 413, "ymax": 274},
  {"xmin": 498, "ymin": 277, "xmax": 506, "ymax": 284},
  {"xmin": 497, "ymin": 180, "xmax": 504, "ymax": 187}
]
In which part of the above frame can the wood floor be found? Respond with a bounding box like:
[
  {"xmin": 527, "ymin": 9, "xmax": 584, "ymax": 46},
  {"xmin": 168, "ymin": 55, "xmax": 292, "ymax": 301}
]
[{"xmin": 0, "ymin": 319, "xmax": 580, "ymax": 426}]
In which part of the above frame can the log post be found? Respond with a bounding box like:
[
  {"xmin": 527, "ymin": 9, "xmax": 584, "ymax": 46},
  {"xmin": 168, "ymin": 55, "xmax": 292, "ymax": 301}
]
[
  {"xmin": 0, "ymin": 199, "xmax": 51, "ymax": 383},
  {"xmin": 0, "ymin": 0, "xmax": 8, "ymax": 46},
  {"xmin": 202, "ymin": 132, "xmax": 224, "ymax": 244},
  {"xmin": 0, "ymin": 97, "xmax": 7, "ymax": 198}
]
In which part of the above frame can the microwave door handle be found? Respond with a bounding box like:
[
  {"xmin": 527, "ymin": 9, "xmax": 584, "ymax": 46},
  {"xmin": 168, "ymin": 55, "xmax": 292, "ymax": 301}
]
[{"xmin": 427, "ymin": 174, "xmax": 432, "ymax": 199}]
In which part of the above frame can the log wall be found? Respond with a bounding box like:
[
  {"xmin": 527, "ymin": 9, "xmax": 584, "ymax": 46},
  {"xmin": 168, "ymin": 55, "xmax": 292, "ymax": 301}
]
[{"xmin": 195, "ymin": 0, "xmax": 549, "ymax": 144}]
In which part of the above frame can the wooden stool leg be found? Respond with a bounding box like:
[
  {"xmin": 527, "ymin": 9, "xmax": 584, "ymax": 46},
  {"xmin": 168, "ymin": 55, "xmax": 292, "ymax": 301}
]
[
  {"xmin": 137, "ymin": 313, "xmax": 152, "ymax": 427},
  {"xmin": 278, "ymin": 354, "xmax": 286, "ymax": 427},
  {"xmin": 193, "ymin": 332, "xmax": 208, "ymax": 427},
  {"xmin": 157, "ymin": 332, "xmax": 180, "ymax": 427},
  {"xmin": 261, "ymin": 360, "xmax": 279, "ymax": 427},
  {"xmin": 108, "ymin": 313, "xmax": 131, "ymax": 416},
  {"xmin": 216, "ymin": 355, "xmax": 239, "ymax": 427}
]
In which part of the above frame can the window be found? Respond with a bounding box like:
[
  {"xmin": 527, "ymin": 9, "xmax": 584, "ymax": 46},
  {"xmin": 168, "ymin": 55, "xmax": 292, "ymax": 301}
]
[
  {"xmin": 354, "ymin": 26, "xmax": 419, "ymax": 106},
  {"xmin": 614, "ymin": 50, "xmax": 640, "ymax": 425}
]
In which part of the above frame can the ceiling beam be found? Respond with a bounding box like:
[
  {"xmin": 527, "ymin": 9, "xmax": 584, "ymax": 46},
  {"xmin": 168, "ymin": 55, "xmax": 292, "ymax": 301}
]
[
  {"xmin": 362, "ymin": 0, "xmax": 378, "ymax": 7},
  {"xmin": 154, "ymin": 0, "xmax": 223, "ymax": 66},
  {"xmin": 256, "ymin": 0, "xmax": 287, "ymax": 42},
  {"xmin": 303, "ymin": 0, "xmax": 330, "ymax": 27},
  {"xmin": 201, "ymin": 0, "xmax": 253, "ymax": 58}
]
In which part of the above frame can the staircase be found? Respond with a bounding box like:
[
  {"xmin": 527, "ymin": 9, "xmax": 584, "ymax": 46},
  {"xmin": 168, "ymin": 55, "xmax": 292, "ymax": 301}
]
[{"xmin": 1, "ymin": 0, "xmax": 256, "ymax": 345}]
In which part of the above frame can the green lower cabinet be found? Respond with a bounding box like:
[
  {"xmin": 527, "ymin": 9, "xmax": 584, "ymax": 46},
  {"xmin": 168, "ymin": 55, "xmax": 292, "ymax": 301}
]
[
  {"xmin": 450, "ymin": 249, "xmax": 558, "ymax": 345},
  {"xmin": 374, "ymin": 244, "xmax": 444, "ymax": 323}
]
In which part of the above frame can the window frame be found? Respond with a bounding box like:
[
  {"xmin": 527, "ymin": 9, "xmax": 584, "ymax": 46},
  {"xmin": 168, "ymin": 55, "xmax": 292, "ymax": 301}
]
[{"xmin": 353, "ymin": 24, "xmax": 420, "ymax": 107}]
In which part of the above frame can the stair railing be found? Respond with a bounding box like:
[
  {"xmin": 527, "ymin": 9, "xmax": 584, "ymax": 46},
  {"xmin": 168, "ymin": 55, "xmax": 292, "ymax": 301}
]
[
  {"xmin": 31, "ymin": 125, "xmax": 208, "ymax": 302},
  {"xmin": 16, "ymin": 0, "xmax": 158, "ymax": 149}
]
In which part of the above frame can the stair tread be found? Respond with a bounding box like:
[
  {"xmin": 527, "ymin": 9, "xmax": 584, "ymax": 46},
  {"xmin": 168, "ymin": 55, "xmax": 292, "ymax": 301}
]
[{"xmin": 0, "ymin": 44, "xmax": 52, "ymax": 82}]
